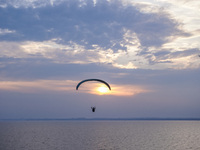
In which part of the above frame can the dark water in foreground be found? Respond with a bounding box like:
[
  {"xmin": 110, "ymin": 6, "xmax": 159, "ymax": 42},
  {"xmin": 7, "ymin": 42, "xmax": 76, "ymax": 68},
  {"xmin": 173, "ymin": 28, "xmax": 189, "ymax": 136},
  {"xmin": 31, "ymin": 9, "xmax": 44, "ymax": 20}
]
[{"xmin": 0, "ymin": 121, "xmax": 200, "ymax": 150}]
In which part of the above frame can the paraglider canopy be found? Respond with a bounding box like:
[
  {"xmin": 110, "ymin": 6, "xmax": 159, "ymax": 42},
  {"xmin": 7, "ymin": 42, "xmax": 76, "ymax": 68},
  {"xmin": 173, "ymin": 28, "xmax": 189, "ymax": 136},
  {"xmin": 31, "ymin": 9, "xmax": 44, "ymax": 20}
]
[{"xmin": 76, "ymin": 79, "xmax": 111, "ymax": 90}]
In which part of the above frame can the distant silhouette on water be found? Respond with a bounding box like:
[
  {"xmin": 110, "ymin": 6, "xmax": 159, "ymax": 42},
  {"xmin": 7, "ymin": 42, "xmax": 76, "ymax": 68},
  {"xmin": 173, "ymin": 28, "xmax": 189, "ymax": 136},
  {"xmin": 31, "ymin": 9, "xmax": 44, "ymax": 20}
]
[{"xmin": 91, "ymin": 107, "xmax": 96, "ymax": 112}]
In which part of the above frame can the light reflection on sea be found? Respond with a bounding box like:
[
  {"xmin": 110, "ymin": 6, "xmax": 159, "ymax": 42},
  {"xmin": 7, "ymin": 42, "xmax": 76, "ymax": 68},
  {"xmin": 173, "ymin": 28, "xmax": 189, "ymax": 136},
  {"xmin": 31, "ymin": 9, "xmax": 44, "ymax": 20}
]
[{"xmin": 0, "ymin": 121, "xmax": 200, "ymax": 150}]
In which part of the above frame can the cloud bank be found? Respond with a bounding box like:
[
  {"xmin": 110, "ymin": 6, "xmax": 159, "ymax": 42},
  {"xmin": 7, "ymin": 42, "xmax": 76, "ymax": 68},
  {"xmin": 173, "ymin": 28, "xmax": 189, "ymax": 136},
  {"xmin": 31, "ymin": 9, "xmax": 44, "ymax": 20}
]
[{"xmin": 1, "ymin": 0, "xmax": 198, "ymax": 70}]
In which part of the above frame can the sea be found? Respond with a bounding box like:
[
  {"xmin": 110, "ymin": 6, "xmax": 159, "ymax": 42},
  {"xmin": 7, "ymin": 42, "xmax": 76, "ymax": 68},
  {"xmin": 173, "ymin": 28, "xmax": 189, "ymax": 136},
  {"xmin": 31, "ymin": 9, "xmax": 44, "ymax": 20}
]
[{"xmin": 0, "ymin": 120, "xmax": 200, "ymax": 150}]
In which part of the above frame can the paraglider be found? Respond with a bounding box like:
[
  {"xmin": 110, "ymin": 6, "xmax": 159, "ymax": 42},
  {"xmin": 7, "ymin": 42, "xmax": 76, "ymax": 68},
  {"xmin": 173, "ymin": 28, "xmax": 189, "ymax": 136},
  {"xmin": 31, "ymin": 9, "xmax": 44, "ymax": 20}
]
[
  {"xmin": 76, "ymin": 79, "xmax": 111, "ymax": 91},
  {"xmin": 91, "ymin": 107, "xmax": 96, "ymax": 112},
  {"xmin": 76, "ymin": 79, "xmax": 111, "ymax": 112}
]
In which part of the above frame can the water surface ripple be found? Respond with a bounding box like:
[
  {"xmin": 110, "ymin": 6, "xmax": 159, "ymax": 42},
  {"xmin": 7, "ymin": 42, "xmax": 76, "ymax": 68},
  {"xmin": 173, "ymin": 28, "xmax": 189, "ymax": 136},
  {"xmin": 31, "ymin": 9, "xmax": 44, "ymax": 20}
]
[{"xmin": 0, "ymin": 121, "xmax": 200, "ymax": 150}]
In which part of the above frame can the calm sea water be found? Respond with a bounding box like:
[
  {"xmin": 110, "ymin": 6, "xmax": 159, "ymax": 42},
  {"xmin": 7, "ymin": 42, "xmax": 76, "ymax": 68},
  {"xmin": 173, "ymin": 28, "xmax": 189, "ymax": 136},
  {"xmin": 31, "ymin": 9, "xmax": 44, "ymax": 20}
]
[{"xmin": 0, "ymin": 121, "xmax": 200, "ymax": 150}]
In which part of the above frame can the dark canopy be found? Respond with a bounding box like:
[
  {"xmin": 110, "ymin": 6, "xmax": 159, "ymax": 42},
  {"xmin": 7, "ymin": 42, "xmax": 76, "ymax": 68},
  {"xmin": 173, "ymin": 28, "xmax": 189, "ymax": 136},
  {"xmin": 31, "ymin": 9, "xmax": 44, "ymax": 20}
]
[{"xmin": 76, "ymin": 79, "xmax": 111, "ymax": 90}]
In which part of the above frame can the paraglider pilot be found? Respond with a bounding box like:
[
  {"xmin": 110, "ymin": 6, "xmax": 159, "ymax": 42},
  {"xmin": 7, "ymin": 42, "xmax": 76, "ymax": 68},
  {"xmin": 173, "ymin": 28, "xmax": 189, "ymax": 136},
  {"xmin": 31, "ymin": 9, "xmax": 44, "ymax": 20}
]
[{"xmin": 91, "ymin": 107, "xmax": 96, "ymax": 112}]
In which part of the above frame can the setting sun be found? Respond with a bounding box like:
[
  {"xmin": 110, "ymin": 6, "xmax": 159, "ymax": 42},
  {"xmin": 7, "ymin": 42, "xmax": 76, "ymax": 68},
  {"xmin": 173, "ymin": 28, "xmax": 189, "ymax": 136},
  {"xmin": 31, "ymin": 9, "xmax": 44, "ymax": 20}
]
[{"xmin": 97, "ymin": 86, "xmax": 110, "ymax": 94}]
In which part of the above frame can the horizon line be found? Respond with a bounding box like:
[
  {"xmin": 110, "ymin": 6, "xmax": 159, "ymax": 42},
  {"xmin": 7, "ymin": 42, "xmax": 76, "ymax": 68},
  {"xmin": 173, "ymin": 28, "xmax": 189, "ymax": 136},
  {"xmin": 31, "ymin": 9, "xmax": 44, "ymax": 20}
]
[{"xmin": 1, "ymin": 118, "xmax": 200, "ymax": 121}]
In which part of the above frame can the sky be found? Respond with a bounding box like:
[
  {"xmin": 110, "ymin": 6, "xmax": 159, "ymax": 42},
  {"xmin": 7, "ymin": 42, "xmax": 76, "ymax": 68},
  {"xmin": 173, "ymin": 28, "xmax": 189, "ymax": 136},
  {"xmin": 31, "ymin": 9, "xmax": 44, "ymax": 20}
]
[{"xmin": 0, "ymin": 0, "xmax": 199, "ymax": 119}]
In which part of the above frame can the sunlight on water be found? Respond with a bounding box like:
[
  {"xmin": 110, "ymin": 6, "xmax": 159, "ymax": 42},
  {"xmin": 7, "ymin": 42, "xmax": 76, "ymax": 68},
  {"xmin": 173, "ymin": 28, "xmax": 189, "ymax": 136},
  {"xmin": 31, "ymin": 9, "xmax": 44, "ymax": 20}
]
[{"xmin": 0, "ymin": 121, "xmax": 200, "ymax": 150}]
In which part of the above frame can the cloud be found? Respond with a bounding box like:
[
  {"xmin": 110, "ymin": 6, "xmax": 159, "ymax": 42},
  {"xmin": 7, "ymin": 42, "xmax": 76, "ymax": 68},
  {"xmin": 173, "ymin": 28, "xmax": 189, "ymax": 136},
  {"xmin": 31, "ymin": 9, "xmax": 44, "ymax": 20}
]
[
  {"xmin": 1, "ymin": 37, "xmax": 199, "ymax": 71},
  {"xmin": 0, "ymin": 0, "xmax": 64, "ymax": 8},
  {"xmin": 76, "ymin": 82, "xmax": 150, "ymax": 96},
  {"xmin": 0, "ymin": 0, "xmax": 185, "ymax": 49},
  {"xmin": 0, "ymin": 40, "xmax": 114, "ymax": 66},
  {"xmin": 156, "ymin": 0, "xmax": 200, "ymax": 31},
  {"xmin": 0, "ymin": 79, "xmax": 150, "ymax": 97},
  {"xmin": 0, "ymin": 0, "xmax": 199, "ymax": 70},
  {"xmin": 0, "ymin": 28, "xmax": 16, "ymax": 35},
  {"xmin": 0, "ymin": 80, "xmax": 76, "ymax": 93}
]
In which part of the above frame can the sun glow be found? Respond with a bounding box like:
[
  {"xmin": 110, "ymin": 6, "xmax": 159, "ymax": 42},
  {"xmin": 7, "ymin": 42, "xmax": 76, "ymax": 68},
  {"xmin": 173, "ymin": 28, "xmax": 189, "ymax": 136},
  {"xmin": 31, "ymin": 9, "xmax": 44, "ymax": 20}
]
[{"xmin": 97, "ymin": 86, "xmax": 110, "ymax": 94}]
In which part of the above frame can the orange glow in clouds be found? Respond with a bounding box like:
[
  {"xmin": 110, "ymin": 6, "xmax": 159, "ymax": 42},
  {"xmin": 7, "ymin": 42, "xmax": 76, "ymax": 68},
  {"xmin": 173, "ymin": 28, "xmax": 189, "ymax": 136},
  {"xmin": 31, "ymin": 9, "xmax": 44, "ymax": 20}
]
[
  {"xmin": 91, "ymin": 83, "xmax": 149, "ymax": 96},
  {"xmin": 0, "ymin": 80, "xmax": 150, "ymax": 97}
]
